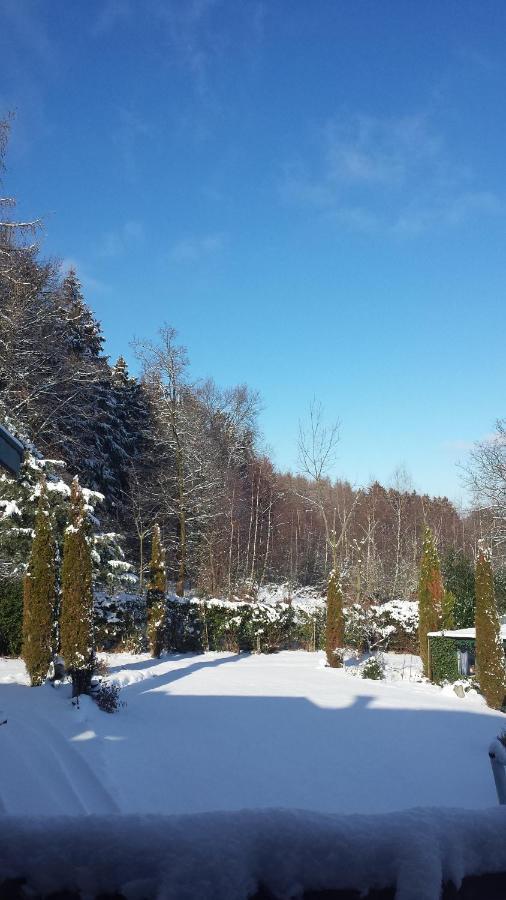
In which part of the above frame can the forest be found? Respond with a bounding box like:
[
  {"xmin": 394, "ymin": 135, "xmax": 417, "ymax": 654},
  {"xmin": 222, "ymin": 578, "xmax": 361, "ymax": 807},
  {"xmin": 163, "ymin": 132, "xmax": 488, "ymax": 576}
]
[{"xmin": 0, "ymin": 114, "xmax": 504, "ymax": 653}]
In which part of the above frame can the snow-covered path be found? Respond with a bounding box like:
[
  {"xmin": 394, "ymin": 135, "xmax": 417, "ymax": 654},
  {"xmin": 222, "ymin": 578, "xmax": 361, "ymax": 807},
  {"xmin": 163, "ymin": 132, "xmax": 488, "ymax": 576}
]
[{"xmin": 0, "ymin": 651, "xmax": 503, "ymax": 816}]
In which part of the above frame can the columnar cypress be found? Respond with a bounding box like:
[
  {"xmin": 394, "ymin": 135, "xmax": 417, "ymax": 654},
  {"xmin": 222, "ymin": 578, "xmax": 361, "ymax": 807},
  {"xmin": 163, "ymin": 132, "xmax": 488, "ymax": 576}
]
[
  {"xmin": 441, "ymin": 590, "xmax": 456, "ymax": 631},
  {"xmin": 475, "ymin": 545, "xmax": 506, "ymax": 710},
  {"xmin": 326, "ymin": 568, "xmax": 344, "ymax": 668},
  {"xmin": 60, "ymin": 477, "xmax": 94, "ymax": 696},
  {"xmin": 146, "ymin": 524, "xmax": 166, "ymax": 658},
  {"xmin": 22, "ymin": 480, "xmax": 56, "ymax": 685},
  {"xmin": 418, "ymin": 526, "xmax": 444, "ymax": 678}
]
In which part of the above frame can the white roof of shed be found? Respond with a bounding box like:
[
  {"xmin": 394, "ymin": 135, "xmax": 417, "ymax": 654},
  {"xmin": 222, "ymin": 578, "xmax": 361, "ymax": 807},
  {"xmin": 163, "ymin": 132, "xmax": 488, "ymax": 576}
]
[{"xmin": 428, "ymin": 624, "xmax": 506, "ymax": 640}]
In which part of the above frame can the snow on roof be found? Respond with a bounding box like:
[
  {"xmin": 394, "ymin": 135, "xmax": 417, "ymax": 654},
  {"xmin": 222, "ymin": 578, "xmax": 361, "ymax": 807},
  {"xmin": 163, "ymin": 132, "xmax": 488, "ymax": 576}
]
[{"xmin": 428, "ymin": 624, "xmax": 506, "ymax": 640}]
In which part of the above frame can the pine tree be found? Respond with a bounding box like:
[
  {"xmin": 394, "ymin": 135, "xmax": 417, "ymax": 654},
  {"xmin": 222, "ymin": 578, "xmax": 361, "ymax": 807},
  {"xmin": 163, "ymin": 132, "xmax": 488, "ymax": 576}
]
[
  {"xmin": 475, "ymin": 545, "xmax": 506, "ymax": 710},
  {"xmin": 22, "ymin": 480, "xmax": 56, "ymax": 685},
  {"xmin": 60, "ymin": 477, "xmax": 94, "ymax": 696},
  {"xmin": 59, "ymin": 268, "xmax": 103, "ymax": 358},
  {"xmin": 326, "ymin": 568, "xmax": 344, "ymax": 668},
  {"xmin": 418, "ymin": 526, "xmax": 444, "ymax": 678},
  {"xmin": 146, "ymin": 524, "xmax": 166, "ymax": 658}
]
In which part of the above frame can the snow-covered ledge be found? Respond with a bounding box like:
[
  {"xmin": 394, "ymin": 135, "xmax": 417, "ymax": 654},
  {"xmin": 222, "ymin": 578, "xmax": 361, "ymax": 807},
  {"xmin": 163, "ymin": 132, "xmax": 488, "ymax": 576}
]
[{"xmin": 1, "ymin": 807, "xmax": 506, "ymax": 900}]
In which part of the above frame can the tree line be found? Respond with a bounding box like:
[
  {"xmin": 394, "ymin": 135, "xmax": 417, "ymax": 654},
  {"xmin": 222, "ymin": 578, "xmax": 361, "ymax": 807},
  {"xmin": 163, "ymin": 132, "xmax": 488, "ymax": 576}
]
[{"xmin": 0, "ymin": 115, "xmax": 504, "ymax": 619}]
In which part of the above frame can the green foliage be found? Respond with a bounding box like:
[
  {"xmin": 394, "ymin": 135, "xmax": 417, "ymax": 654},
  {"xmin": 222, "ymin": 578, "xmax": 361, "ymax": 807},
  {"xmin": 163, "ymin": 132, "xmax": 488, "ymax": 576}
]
[
  {"xmin": 441, "ymin": 590, "xmax": 456, "ymax": 630},
  {"xmin": 60, "ymin": 478, "xmax": 94, "ymax": 695},
  {"xmin": 146, "ymin": 524, "xmax": 166, "ymax": 657},
  {"xmin": 494, "ymin": 568, "xmax": 506, "ymax": 616},
  {"xmin": 22, "ymin": 481, "xmax": 57, "ymax": 685},
  {"xmin": 475, "ymin": 546, "xmax": 506, "ymax": 710},
  {"xmin": 326, "ymin": 569, "xmax": 344, "ymax": 668},
  {"xmin": 442, "ymin": 549, "xmax": 475, "ymax": 628},
  {"xmin": 418, "ymin": 527, "xmax": 443, "ymax": 677},
  {"xmin": 0, "ymin": 578, "xmax": 23, "ymax": 656},
  {"xmin": 429, "ymin": 636, "xmax": 475, "ymax": 683}
]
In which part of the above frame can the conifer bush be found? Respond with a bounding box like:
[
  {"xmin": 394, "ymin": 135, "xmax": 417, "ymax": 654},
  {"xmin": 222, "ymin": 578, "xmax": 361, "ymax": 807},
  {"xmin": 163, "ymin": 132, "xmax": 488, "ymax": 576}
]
[
  {"xmin": 418, "ymin": 527, "xmax": 443, "ymax": 678},
  {"xmin": 326, "ymin": 569, "xmax": 344, "ymax": 667},
  {"xmin": 146, "ymin": 524, "xmax": 167, "ymax": 657},
  {"xmin": 60, "ymin": 478, "xmax": 94, "ymax": 697},
  {"xmin": 22, "ymin": 481, "xmax": 57, "ymax": 685},
  {"xmin": 475, "ymin": 545, "xmax": 506, "ymax": 711}
]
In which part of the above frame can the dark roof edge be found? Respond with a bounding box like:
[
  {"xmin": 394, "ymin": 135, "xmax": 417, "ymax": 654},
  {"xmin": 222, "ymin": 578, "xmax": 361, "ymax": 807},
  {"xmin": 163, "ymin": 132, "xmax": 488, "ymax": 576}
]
[{"xmin": 0, "ymin": 424, "xmax": 25, "ymax": 454}]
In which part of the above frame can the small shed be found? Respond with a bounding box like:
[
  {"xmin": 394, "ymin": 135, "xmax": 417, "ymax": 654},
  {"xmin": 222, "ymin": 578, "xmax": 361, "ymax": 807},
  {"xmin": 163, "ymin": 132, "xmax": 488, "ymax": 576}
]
[
  {"xmin": 0, "ymin": 425, "xmax": 24, "ymax": 476},
  {"xmin": 428, "ymin": 624, "xmax": 506, "ymax": 682}
]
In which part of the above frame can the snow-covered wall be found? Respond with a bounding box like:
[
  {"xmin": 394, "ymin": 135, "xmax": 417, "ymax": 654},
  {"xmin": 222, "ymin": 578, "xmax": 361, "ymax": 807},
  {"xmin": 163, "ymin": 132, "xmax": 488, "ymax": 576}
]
[{"xmin": 1, "ymin": 806, "xmax": 506, "ymax": 900}]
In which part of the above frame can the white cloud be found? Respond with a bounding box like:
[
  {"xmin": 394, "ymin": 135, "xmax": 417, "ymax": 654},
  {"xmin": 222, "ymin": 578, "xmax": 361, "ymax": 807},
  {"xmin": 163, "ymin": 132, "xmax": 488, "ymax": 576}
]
[{"xmin": 168, "ymin": 232, "xmax": 226, "ymax": 263}]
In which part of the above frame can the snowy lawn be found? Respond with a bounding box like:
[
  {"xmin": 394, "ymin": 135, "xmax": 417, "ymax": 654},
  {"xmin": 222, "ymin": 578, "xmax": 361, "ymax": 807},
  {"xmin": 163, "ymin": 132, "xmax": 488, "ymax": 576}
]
[{"xmin": 0, "ymin": 650, "xmax": 503, "ymax": 817}]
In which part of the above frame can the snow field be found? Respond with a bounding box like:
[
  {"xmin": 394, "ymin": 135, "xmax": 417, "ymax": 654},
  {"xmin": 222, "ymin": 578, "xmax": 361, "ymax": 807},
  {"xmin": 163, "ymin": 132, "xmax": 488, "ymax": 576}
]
[{"xmin": 0, "ymin": 650, "xmax": 502, "ymax": 818}]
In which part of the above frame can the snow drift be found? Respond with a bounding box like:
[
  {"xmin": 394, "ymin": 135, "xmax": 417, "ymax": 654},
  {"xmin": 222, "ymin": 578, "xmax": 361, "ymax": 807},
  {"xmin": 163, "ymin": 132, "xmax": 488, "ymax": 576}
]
[{"xmin": 1, "ymin": 805, "xmax": 506, "ymax": 900}]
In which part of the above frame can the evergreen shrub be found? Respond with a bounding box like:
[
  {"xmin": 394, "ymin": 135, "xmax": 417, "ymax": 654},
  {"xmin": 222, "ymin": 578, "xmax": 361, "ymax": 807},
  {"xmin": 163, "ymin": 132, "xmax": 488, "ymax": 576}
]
[
  {"xmin": 326, "ymin": 570, "xmax": 344, "ymax": 667},
  {"xmin": 60, "ymin": 478, "xmax": 95, "ymax": 696},
  {"xmin": 475, "ymin": 547, "xmax": 506, "ymax": 710},
  {"xmin": 22, "ymin": 481, "xmax": 57, "ymax": 685},
  {"xmin": 418, "ymin": 527, "xmax": 444, "ymax": 677},
  {"xmin": 0, "ymin": 578, "xmax": 23, "ymax": 656}
]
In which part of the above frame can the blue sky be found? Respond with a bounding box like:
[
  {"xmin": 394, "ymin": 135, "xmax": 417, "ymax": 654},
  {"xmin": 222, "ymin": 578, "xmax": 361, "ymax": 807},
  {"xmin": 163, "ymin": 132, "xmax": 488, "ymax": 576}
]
[{"xmin": 1, "ymin": 1, "xmax": 505, "ymax": 502}]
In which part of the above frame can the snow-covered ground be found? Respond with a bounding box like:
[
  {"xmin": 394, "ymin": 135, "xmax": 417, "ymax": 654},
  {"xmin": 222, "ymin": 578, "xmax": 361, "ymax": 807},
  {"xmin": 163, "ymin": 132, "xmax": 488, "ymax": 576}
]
[{"xmin": 0, "ymin": 650, "xmax": 503, "ymax": 817}]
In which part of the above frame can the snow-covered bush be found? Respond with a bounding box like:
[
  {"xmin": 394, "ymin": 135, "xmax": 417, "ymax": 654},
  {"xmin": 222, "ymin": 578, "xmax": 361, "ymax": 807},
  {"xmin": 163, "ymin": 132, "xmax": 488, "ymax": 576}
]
[
  {"xmin": 94, "ymin": 591, "xmax": 146, "ymax": 651},
  {"xmin": 344, "ymin": 600, "xmax": 418, "ymax": 654},
  {"xmin": 94, "ymin": 680, "xmax": 122, "ymax": 713},
  {"xmin": 361, "ymin": 655, "xmax": 385, "ymax": 681}
]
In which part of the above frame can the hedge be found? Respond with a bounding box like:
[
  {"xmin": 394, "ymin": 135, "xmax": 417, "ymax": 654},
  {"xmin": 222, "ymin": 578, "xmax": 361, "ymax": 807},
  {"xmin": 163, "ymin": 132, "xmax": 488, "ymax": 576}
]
[
  {"xmin": 428, "ymin": 636, "xmax": 476, "ymax": 683},
  {"xmin": 94, "ymin": 591, "xmax": 419, "ymax": 657},
  {"xmin": 165, "ymin": 597, "xmax": 326, "ymax": 654}
]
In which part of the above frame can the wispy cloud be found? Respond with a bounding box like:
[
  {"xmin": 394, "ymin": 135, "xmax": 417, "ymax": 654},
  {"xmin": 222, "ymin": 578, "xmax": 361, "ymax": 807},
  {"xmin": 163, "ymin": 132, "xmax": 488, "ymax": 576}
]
[
  {"xmin": 97, "ymin": 220, "xmax": 145, "ymax": 258},
  {"xmin": 168, "ymin": 232, "xmax": 226, "ymax": 263},
  {"xmin": 281, "ymin": 111, "xmax": 502, "ymax": 235},
  {"xmin": 443, "ymin": 432, "xmax": 501, "ymax": 453}
]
